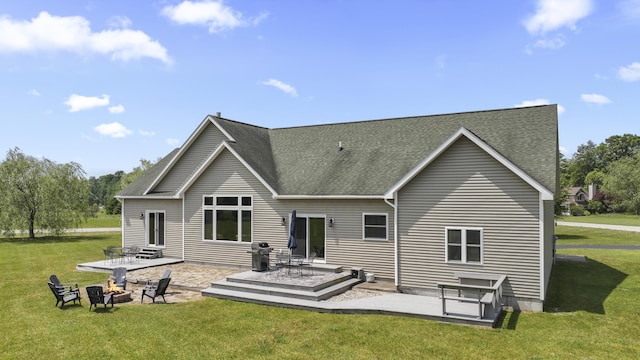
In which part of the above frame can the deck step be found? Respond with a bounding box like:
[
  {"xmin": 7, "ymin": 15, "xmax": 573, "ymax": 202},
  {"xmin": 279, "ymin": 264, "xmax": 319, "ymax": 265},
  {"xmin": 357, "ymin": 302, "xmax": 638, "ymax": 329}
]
[
  {"xmin": 136, "ymin": 247, "xmax": 163, "ymax": 259},
  {"xmin": 206, "ymin": 277, "xmax": 361, "ymax": 302}
]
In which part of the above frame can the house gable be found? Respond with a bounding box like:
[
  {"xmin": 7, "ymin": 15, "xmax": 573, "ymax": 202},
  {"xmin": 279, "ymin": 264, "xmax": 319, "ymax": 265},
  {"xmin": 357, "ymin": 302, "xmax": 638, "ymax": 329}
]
[
  {"xmin": 177, "ymin": 142, "xmax": 278, "ymax": 198},
  {"xmin": 396, "ymin": 136, "xmax": 542, "ymax": 299},
  {"xmin": 144, "ymin": 115, "xmax": 234, "ymax": 195},
  {"xmin": 385, "ymin": 127, "xmax": 555, "ymax": 200}
]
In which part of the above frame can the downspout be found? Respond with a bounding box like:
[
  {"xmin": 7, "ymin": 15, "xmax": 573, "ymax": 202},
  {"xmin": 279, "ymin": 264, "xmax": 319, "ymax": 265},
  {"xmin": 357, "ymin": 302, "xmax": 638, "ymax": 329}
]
[
  {"xmin": 539, "ymin": 193, "xmax": 545, "ymax": 302},
  {"xmin": 384, "ymin": 195, "xmax": 399, "ymax": 287},
  {"xmin": 182, "ymin": 197, "xmax": 185, "ymax": 261}
]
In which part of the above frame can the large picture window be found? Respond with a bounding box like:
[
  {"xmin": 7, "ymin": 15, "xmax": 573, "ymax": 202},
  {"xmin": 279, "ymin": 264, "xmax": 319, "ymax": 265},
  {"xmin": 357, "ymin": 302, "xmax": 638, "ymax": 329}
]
[
  {"xmin": 446, "ymin": 227, "xmax": 482, "ymax": 264},
  {"xmin": 203, "ymin": 195, "xmax": 252, "ymax": 242},
  {"xmin": 363, "ymin": 213, "xmax": 388, "ymax": 240}
]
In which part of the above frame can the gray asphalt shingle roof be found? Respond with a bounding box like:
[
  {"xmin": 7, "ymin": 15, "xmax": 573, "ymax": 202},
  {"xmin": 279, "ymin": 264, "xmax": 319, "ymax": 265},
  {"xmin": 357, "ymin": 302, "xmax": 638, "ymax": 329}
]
[{"xmin": 119, "ymin": 105, "xmax": 558, "ymax": 198}]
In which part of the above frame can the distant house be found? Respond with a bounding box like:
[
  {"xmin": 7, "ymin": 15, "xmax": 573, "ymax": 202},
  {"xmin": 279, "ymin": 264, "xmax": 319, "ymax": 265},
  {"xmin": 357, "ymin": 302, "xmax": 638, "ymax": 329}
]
[
  {"xmin": 116, "ymin": 105, "xmax": 559, "ymax": 311},
  {"xmin": 562, "ymin": 187, "xmax": 589, "ymax": 214}
]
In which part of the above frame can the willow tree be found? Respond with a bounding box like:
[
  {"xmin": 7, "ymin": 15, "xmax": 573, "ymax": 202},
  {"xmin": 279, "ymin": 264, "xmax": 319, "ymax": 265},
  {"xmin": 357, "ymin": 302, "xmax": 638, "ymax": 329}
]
[{"xmin": 0, "ymin": 148, "xmax": 90, "ymax": 238}]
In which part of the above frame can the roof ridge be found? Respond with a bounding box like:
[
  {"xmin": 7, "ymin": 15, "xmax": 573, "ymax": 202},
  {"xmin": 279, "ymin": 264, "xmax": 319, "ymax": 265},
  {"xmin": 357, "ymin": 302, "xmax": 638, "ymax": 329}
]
[{"xmin": 271, "ymin": 105, "xmax": 556, "ymax": 131}]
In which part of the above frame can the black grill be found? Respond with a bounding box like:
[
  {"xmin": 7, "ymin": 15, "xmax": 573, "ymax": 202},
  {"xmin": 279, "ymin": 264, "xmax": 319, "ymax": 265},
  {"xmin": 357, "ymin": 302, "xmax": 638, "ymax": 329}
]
[{"xmin": 249, "ymin": 242, "xmax": 272, "ymax": 271}]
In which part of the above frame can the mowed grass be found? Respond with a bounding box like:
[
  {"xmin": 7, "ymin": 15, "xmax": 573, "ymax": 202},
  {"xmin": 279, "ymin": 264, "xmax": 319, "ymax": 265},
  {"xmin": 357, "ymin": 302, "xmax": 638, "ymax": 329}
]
[
  {"xmin": 2, "ymin": 230, "xmax": 640, "ymax": 359},
  {"xmin": 556, "ymin": 225, "xmax": 640, "ymax": 246},
  {"xmin": 82, "ymin": 213, "xmax": 121, "ymax": 228},
  {"xmin": 558, "ymin": 213, "xmax": 640, "ymax": 226}
]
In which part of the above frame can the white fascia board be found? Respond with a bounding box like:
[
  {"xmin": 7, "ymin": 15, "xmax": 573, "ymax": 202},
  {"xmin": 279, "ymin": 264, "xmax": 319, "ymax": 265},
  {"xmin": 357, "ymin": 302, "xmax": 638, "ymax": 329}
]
[
  {"xmin": 115, "ymin": 195, "xmax": 179, "ymax": 200},
  {"xmin": 384, "ymin": 127, "xmax": 555, "ymax": 200},
  {"xmin": 143, "ymin": 115, "xmax": 235, "ymax": 195},
  {"xmin": 176, "ymin": 142, "xmax": 278, "ymax": 198},
  {"xmin": 274, "ymin": 195, "xmax": 386, "ymax": 200},
  {"xmin": 210, "ymin": 117, "xmax": 237, "ymax": 142}
]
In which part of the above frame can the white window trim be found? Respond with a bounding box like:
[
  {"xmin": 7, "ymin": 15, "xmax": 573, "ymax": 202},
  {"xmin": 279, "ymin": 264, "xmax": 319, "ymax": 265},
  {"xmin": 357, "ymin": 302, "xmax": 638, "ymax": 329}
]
[
  {"xmin": 202, "ymin": 195, "xmax": 253, "ymax": 243},
  {"xmin": 362, "ymin": 213, "xmax": 388, "ymax": 241},
  {"xmin": 445, "ymin": 226, "xmax": 483, "ymax": 265}
]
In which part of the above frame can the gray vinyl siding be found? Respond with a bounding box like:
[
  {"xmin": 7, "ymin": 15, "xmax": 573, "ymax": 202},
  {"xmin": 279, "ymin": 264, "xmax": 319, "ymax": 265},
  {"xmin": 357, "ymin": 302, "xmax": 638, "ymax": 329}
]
[
  {"xmin": 184, "ymin": 149, "xmax": 283, "ymax": 267},
  {"xmin": 397, "ymin": 137, "xmax": 541, "ymax": 299},
  {"xmin": 154, "ymin": 122, "xmax": 228, "ymax": 193},
  {"xmin": 182, "ymin": 149, "xmax": 395, "ymax": 276},
  {"xmin": 121, "ymin": 198, "xmax": 183, "ymax": 258},
  {"xmin": 542, "ymin": 199, "xmax": 555, "ymax": 299}
]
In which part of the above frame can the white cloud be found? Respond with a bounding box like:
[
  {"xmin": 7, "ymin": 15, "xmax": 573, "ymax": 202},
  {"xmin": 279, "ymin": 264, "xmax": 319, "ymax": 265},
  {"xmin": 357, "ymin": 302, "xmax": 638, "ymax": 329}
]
[
  {"xmin": 618, "ymin": 62, "xmax": 640, "ymax": 82},
  {"xmin": 94, "ymin": 122, "xmax": 133, "ymax": 138},
  {"xmin": 523, "ymin": 0, "xmax": 593, "ymax": 35},
  {"xmin": 27, "ymin": 89, "xmax": 40, "ymax": 96},
  {"xmin": 580, "ymin": 93, "xmax": 611, "ymax": 104},
  {"xmin": 64, "ymin": 94, "xmax": 110, "ymax": 112},
  {"xmin": 532, "ymin": 36, "xmax": 566, "ymax": 49},
  {"xmin": 108, "ymin": 104, "xmax": 125, "ymax": 114},
  {"xmin": 261, "ymin": 79, "xmax": 298, "ymax": 97},
  {"xmin": 514, "ymin": 99, "xmax": 565, "ymax": 114},
  {"xmin": 0, "ymin": 12, "xmax": 172, "ymax": 64},
  {"xmin": 162, "ymin": 1, "xmax": 268, "ymax": 33},
  {"xmin": 108, "ymin": 16, "xmax": 132, "ymax": 29},
  {"xmin": 166, "ymin": 138, "xmax": 180, "ymax": 146},
  {"xmin": 618, "ymin": 0, "xmax": 640, "ymax": 18},
  {"xmin": 139, "ymin": 130, "xmax": 155, "ymax": 137}
]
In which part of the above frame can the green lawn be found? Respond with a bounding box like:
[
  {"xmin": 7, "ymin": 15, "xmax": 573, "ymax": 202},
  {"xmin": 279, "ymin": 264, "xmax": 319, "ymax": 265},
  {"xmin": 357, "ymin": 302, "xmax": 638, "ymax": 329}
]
[
  {"xmin": 2, "ymin": 230, "xmax": 640, "ymax": 359},
  {"xmin": 556, "ymin": 225, "xmax": 640, "ymax": 246},
  {"xmin": 82, "ymin": 213, "xmax": 121, "ymax": 228},
  {"xmin": 557, "ymin": 213, "xmax": 640, "ymax": 226}
]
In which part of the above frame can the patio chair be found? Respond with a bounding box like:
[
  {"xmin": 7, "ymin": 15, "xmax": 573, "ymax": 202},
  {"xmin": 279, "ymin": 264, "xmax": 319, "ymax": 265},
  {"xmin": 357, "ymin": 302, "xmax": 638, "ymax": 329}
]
[
  {"xmin": 141, "ymin": 277, "xmax": 171, "ymax": 304},
  {"xmin": 49, "ymin": 274, "xmax": 80, "ymax": 296},
  {"xmin": 300, "ymin": 252, "xmax": 317, "ymax": 276},
  {"xmin": 47, "ymin": 282, "xmax": 81, "ymax": 308},
  {"xmin": 146, "ymin": 269, "xmax": 171, "ymax": 287},
  {"xmin": 86, "ymin": 285, "xmax": 114, "ymax": 311},
  {"xmin": 112, "ymin": 267, "xmax": 127, "ymax": 290}
]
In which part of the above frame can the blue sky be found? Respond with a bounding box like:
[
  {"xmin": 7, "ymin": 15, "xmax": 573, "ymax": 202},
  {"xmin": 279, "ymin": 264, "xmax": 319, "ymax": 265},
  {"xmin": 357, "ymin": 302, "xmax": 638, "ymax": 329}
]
[{"xmin": 1, "ymin": 0, "xmax": 638, "ymax": 177}]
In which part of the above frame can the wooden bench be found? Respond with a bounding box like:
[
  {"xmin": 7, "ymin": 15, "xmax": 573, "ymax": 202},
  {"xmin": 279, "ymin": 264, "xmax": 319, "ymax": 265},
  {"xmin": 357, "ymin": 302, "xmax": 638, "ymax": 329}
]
[{"xmin": 437, "ymin": 272, "xmax": 507, "ymax": 319}]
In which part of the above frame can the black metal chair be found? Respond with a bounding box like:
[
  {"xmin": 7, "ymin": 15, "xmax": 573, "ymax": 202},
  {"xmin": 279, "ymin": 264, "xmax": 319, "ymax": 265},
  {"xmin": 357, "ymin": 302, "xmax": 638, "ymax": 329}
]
[
  {"xmin": 141, "ymin": 277, "xmax": 171, "ymax": 303},
  {"xmin": 47, "ymin": 282, "xmax": 81, "ymax": 308},
  {"xmin": 112, "ymin": 267, "xmax": 127, "ymax": 290},
  {"xmin": 86, "ymin": 285, "xmax": 114, "ymax": 311}
]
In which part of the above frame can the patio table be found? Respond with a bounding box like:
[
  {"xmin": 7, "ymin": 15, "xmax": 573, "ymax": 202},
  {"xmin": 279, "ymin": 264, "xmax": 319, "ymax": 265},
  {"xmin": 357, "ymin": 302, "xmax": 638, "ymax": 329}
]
[{"xmin": 278, "ymin": 254, "xmax": 304, "ymax": 276}]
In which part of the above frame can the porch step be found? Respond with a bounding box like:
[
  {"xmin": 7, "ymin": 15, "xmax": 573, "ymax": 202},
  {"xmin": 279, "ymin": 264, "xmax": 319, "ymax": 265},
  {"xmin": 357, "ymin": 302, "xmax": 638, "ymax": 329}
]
[
  {"xmin": 204, "ymin": 273, "xmax": 361, "ymax": 302},
  {"xmin": 225, "ymin": 271, "xmax": 354, "ymax": 292},
  {"xmin": 136, "ymin": 247, "xmax": 163, "ymax": 260}
]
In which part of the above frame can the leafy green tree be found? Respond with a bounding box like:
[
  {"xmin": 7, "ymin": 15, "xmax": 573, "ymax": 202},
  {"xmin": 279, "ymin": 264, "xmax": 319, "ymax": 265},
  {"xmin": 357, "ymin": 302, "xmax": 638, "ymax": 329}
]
[
  {"xmin": 0, "ymin": 148, "xmax": 90, "ymax": 238},
  {"xmin": 566, "ymin": 140, "xmax": 598, "ymax": 186},
  {"xmin": 595, "ymin": 134, "xmax": 640, "ymax": 169},
  {"xmin": 601, "ymin": 153, "xmax": 640, "ymax": 215}
]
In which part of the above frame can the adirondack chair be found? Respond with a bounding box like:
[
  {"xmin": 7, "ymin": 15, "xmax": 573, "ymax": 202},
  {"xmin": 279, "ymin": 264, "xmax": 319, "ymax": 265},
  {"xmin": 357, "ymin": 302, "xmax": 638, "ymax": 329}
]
[
  {"xmin": 47, "ymin": 282, "xmax": 81, "ymax": 308},
  {"xmin": 146, "ymin": 268, "xmax": 171, "ymax": 287},
  {"xmin": 86, "ymin": 285, "xmax": 114, "ymax": 311},
  {"xmin": 112, "ymin": 267, "xmax": 127, "ymax": 290},
  {"xmin": 141, "ymin": 277, "xmax": 171, "ymax": 303},
  {"xmin": 49, "ymin": 274, "xmax": 80, "ymax": 296}
]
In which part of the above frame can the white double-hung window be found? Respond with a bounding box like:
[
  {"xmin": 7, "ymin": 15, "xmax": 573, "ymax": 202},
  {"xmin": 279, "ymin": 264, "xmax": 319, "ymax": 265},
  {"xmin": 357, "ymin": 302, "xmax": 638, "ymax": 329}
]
[
  {"xmin": 203, "ymin": 195, "xmax": 252, "ymax": 242},
  {"xmin": 445, "ymin": 227, "xmax": 483, "ymax": 264},
  {"xmin": 363, "ymin": 213, "xmax": 388, "ymax": 240}
]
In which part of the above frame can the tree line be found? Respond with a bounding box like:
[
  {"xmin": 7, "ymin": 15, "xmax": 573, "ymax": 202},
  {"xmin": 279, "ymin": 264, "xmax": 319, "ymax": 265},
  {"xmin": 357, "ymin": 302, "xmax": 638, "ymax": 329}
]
[
  {"xmin": 560, "ymin": 133, "xmax": 640, "ymax": 215},
  {"xmin": 0, "ymin": 147, "xmax": 154, "ymax": 238}
]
